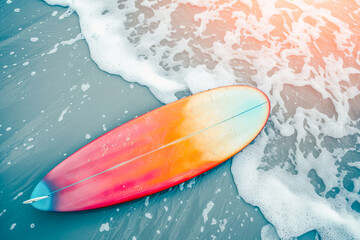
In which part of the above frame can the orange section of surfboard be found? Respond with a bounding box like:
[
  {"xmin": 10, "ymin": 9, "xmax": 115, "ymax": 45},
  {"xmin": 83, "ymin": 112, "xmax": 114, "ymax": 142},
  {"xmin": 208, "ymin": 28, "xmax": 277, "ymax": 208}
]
[{"xmin": 29, "ymin": 86, "xmax": 270, "ymax": 211}]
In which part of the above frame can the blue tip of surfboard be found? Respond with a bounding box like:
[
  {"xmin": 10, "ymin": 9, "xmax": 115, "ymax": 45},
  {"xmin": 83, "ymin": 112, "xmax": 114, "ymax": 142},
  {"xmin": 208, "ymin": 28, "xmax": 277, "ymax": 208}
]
[{"xmin": 31, "ymin": 180, "xmax": 52, "ymax": 211}]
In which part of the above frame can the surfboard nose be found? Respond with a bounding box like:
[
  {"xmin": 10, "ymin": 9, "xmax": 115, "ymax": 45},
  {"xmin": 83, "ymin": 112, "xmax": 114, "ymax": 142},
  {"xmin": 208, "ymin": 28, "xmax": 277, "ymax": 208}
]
[{"xmin": 31, "ymin": 180, "xmax": 53, "ymax": 211}]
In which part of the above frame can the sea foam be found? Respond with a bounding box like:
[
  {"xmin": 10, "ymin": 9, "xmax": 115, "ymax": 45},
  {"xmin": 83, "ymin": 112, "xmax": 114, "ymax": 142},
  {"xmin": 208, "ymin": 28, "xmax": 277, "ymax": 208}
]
[{"xmin": 44, "ymin": 0, "xmax": 360, "ymax": 238}]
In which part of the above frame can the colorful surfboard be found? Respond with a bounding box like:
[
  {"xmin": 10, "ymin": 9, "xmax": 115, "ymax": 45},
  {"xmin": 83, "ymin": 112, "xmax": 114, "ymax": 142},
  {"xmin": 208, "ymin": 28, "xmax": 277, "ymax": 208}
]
[{"xmin": 25, "ymin": 86, "xmax": 270, "ymax": 212}]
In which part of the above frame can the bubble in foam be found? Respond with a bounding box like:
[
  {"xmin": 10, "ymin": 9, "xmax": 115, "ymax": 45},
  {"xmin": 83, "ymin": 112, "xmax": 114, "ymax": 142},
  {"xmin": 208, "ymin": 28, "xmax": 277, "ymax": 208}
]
[
  {"xmin": 10, "ymin": 223, "xmax": 16, "ymax": 230},
  {"xmin": 202, "ymin": 201, "xmax": 214, "ymax": 223},
  {"xmin": 81, "ymin": 82, "xmax": 90, "ymax": 92},
  {"xmin": 261, "ymin": 224, "xmax": 279, "ymax": 240},
  {"xmin": 99, "ymin": 222, "xmax": 109, "ymax": 232}
]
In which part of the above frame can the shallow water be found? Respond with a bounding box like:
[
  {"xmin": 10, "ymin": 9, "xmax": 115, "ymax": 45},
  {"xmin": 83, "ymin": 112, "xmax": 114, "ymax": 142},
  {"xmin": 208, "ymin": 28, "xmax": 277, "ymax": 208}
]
[
  {"xmin": 1, "ymin": 0, "xmax": 359, "ymax": 239},
  {"xmin": 1, "ymin": 1, "xmax": 276, "ymax": 239}
]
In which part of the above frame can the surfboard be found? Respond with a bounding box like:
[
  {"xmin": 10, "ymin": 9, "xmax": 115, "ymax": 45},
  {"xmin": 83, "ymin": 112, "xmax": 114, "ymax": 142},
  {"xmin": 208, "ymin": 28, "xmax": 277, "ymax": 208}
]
[{"xmin": 25, "ymin": 86, "xmax": 270, "ymax": 212}]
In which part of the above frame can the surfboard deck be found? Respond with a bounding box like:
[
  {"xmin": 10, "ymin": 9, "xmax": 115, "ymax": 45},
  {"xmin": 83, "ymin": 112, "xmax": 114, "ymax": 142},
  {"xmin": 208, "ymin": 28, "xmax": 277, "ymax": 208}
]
[{"xmin": 29, "ymin": 86, "xmax": 270, "ymax": 212}]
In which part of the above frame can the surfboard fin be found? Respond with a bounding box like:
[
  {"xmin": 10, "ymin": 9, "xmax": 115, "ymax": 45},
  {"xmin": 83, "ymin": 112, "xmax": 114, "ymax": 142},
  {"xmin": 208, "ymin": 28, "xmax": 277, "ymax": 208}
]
[{"xmin": 23, "ymin": 195, "xmax": 49, "ymax": 204}]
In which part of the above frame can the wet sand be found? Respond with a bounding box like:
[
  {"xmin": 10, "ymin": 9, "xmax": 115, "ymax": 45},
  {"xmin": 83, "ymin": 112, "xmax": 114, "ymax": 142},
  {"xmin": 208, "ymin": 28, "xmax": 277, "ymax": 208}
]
[{"xmin": 0, "ymin": 1, "xmax": 318, "ymax": 239}]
